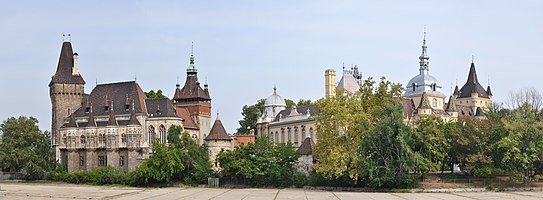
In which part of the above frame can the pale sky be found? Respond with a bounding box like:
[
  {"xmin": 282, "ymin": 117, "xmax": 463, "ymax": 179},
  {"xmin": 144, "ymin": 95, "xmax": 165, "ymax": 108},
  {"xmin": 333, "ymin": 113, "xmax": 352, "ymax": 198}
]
[{"xmin": 1, "ymin": 1, "xmax": 542, "ymax": 133}]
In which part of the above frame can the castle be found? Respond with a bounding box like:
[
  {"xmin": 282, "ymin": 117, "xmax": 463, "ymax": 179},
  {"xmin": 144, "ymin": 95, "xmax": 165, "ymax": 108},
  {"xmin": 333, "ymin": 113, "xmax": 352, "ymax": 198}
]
[{"xmin": 49, "ymin": 41, "xmax": 218, "ymax": 172}]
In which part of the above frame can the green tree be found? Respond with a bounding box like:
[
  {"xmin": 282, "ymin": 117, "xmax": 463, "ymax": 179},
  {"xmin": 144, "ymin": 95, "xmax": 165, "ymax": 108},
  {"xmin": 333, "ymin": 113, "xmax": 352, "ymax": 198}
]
[
  {"xmin": 0, "ymin": 116, "xmax": 53, "ymax": 180},
  {"xmin": 296, "ymin": 99, "xmax": 312, "ymax": 108},
  {"xmin": 413, "ymin": 116, "xmax": 449, "ymax": 174},
  {"xmin": 130, "ymin": 140, "xmax": 183, "ymax": 185},
  {"xmin": 167, "ymin": 125, "xmax": 213, "ymax": 184},
  {"xmin": 145, "ymin": 89, "xmax": 167, "ymax": 99},
  {"xmin": 237, "ymin": 99, "xmax": 266, "ymax": 134},
  {"xmin": 313, "ymin": 77, "xmax": 402, "ymax": 182},
  {"xmin": 358, "ymin": 101, "xmax": 420, "ymax": 188},
  {"xmin": 498, "ymin": 103, "xmax": 543, "ymax": 182},
  {"xmin": 217, "ymin": 136, "xmax": 300, "ymax": 187}
]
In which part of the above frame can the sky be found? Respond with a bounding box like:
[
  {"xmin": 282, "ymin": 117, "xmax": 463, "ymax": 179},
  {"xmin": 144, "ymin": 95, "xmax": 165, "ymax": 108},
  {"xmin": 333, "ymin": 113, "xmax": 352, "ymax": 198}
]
[{"xmin": 0, "ymin": 1, "xmax": 542, "ymax": 133}]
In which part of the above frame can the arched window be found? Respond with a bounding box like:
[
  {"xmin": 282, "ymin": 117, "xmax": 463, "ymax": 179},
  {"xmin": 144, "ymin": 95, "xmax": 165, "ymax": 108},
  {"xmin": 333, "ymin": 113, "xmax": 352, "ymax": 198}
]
[
  {"xmin": 287, "ymin": 128, "xmax": 292, "ymax": 143},
  {"xmin": 121, "ymin": 133, "xmax": 127, "ymax": 143},
  {"xmin": 412, "ymin": 83, "xmax": 416, "ymax": 92},
  {"xmin": 433, "ymin": 98, "xmax": 438, "ymax": 107},
  {"xmin": 148, "ymin": 126, "xmax": 156, "ymax": 143},
  {"xmin": 80, "ymin": 135, "xmax": 86, "ymax": 144},
  {"xmin": 270, "ymin": 132, "xmax": 274, "ymax": 143},
  {"xmin": 309, "ymin": 127, "xmax": 314, "ymax": 139},
  {"xmin": 159, "ymin": 125, "xmax": 167, "ymax": 144},
  {"xmin": 98, "ymin": 134, "xmax": 104, "ymax": 143},
  {"xmin": 63, "ymin": 134, "xmax": 67, "ymax": 144},
  {"xmin": 281, "ymin": 129, "xmax": 285, "ymax": 143},
  {"xmin": 294, "ymin": 127, "xmax": 299, "ymax": 144},
  {"xmin": 275, "ymin": 131, "xmax": 278, "ymax": 143}
]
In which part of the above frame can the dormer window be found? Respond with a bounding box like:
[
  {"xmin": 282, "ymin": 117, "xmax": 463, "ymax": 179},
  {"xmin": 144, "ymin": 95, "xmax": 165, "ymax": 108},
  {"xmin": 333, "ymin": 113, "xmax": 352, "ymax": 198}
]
[
  {"xmin": 125, "ymin": 104, "xmax": 130, "ymax": 112},
  {"xmin": 412, "ymin": 83, "xmax": 416, "ymax": 92},
  {"xmin": 105, "ymin": 105, "xmax": 109, "ymax": 112},
  {"xmin": 85, "ymin": 107, "xmax": 90, "ymax": 113},
  {"xmin": 432, "ymin": 84, "xmax": 436, "ymax": 91}
]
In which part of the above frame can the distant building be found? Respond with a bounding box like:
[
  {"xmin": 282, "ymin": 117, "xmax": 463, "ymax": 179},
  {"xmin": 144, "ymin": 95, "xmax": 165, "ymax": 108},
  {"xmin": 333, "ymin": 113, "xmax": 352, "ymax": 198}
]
[
  {"xmin": 50, "ymin": 41, "xmax": 184, "ymax": 172},
  {"xmin": 204, "ymin": 117, "xmax": 233, "ymax": 171},
  {"xmin": 295, "ymin": 137, "xmax": 316, "ymax": 175},
  {"xmin": 324, "ymin": 65, "xmax": 362, "ymax": 97},
  {"xmin": 233, "ymin": 129, "xmax": 255, "ymax": 148},
  {"xmin": 172, "ymin": 45, "xmax": 212, "ymax": 145},
  {"xmin": 256, "ymin": 87, "xmax": 318, "ymax": 148}
]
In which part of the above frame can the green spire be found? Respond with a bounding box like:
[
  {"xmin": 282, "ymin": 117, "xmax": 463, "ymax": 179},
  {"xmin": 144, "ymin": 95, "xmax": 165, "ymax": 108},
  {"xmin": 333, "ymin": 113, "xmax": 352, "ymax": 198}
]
[{"xmin": 187, "ymin": 41, "xmax": 197, "ymax": 73}]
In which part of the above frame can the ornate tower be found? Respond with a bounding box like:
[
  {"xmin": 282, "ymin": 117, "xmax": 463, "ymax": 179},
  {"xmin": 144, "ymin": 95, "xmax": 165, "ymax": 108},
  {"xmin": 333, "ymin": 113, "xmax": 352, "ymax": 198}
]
[
  {"xmin": 173, "ymin": 44, "xmax": 212, "ymax": 145},
  {"xmin": 49, "ymin": 41, "xmax": 85, "ymax": 161}
]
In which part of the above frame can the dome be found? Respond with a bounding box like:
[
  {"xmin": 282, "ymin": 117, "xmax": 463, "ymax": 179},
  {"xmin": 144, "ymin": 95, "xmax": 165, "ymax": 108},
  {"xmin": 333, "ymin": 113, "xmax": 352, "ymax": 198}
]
[
  {"xmin": 264, "ymin": 87, "xmax": 286, "ymax": 107},
  {"xmin": 259, "ymin": 86, "xmax": 287, "ymax": 123},
  {"xmin": 404, "ymin": 73, "xmax": 445, "ymax": 97}
]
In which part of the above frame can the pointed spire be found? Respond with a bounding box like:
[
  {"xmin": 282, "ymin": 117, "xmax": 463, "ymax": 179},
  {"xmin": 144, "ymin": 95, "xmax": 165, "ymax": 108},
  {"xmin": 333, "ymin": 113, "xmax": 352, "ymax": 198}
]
[
  {"xmin": 446, "ymin": 96, "xmax": 458, "ymax": 112},
  {"xmin": 49, "ymin": 40, "xmax": 85, "ymax": 86},
  {"xmin": 86, "ymin": 105, "xmax": 96, "ymax": 127},
  {"xmin": 419, "ymin": 31, "xmax": 430, "ymax": 75},
  {"xmin": 453, "ymin": 85, "xmax": 459, "ymax": 96},
  {"xmin": 418, "ymin": 92, "xmax": 432, "ymax": 109},
  {"xmin": 487, "ymin": 85, "xmax": 493, "ymax": 96},
  {"xmin": 107, "ymin": 101, "xmax": 118, "ymax": 126},
  {"xmin": 187, "ymin": 41, "xmax": 197, "ymax": 73},
  {"xmin": 128, "ymin": 100, "xmax": 140, "ymax": 126},
  {"xmin": 467, "ymin": 62, "xmax": 479, "ymax": 84},
  {"xmin": 67, "ymin": 109, "xmax": 78, "ymax": 128}
]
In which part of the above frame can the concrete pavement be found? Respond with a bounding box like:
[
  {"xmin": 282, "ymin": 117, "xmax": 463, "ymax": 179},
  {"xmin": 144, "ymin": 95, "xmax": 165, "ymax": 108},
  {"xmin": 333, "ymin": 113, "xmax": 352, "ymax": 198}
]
[{"xmin": 1, "ymin": 183, "xmax": 543, "ymax": 199}]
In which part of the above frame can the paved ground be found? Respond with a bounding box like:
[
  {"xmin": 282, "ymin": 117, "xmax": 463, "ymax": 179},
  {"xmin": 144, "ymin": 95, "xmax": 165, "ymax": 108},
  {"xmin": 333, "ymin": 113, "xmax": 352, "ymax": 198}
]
[{"xmin": 1, "ymin": 183, "xmax": 543, "ymax": 199}]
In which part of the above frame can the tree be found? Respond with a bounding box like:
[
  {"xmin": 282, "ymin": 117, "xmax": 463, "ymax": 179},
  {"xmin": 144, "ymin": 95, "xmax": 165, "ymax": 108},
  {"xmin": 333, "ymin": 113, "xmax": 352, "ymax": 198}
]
[
  {"xmin": 498, "ymin": 103, "xmax": 543, "ymax": 182},
  {"xmin": 507, "ymin": 87, "xmax": 543, "ymax": 111},
  {"xmin": 358, "ymin": 101, "xmax": 420, "ymax": 188},
  {"xmin": 237, "ymin": 99, "xmax": 266, "ymax": 134},
  {"xmin": 313, "ymin": 77, "xmax": 403, "ymax": 182},
  {"xmin": 217, "ymin": 136, "xmax": 300, "ymax": 187},
  {"xmin": 167, "ymin": 125, "xmax": 213, "ymax": 184},
  {"xmin": 412, "ymin": 116, "xmax": 448, "ymax": 175},
  {"xmin": 0, "ymin": 116, "xmax": 53, "ymax": 180},
  {"xmin": 296, "ymin": 99, "xmax": 312, "ymax": 108},
  {"xmin": 145, "ymin": 89, "xmax": 167, "ymax": 99}
]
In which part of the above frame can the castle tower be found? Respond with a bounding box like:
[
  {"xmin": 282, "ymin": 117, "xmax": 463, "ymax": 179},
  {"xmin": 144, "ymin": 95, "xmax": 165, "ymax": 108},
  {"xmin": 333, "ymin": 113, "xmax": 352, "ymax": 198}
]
[
  {"xmin": 49, "ymin": 41, "xmax": 85, "ymax": 161},
  {"xmin": 324, "ymin": 69, "xmax": 336, "ymax": 98},
  {"xmin": 173, "ymin": 44, "xmax": 212, "ymax": 145},
  {"xmin": 454, "ymin": 61, "xmax": 492, "ymax": 111}
]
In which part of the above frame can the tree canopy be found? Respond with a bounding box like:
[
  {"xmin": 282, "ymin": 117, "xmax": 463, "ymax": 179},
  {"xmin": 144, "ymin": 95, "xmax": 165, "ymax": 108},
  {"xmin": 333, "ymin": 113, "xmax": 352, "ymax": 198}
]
[
  {"xmin": 0, "ymin": 116, "xmax": 53, "ymax": 180},
  {"xmin": 145, "ymin": 89, "xmax": 168, "ymax": 99}
]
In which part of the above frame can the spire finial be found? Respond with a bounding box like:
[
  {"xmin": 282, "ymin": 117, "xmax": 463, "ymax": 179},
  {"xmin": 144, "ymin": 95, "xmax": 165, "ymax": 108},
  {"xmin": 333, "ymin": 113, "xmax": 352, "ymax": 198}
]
[
  {"xmin": 273, "ymin": 84, "xmax": 277, "ymax": 94},
  {"xmin": 187, "ymin": 42, "xmax": 197, "ymax": 73},
  {"xmin": 191, "ymin": 41, "xmax": 194, "ymax": 56},
  {"xmin": 471, "ymin": 55, "xmax": 475, "ymax": 63},
  {"xmin": 419, "ymin": 29, "xmax": 430, "ymax": 74}
]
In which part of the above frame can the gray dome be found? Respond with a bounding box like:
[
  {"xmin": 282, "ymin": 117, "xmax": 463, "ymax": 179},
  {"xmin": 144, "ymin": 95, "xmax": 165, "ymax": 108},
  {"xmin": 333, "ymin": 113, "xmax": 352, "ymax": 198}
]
[
  {"xmin": 404, "ymin": 72, "xmax": 445, "ymax": 97},
  {"xmin": 259, "ymin": 87, "xmax": 287, "ymax": 123}
]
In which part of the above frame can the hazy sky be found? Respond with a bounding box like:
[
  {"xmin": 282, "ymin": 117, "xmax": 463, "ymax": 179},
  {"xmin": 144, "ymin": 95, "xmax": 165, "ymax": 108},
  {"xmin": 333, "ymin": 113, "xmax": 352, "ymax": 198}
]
[{"xmin": 1, "ymin": 1, "xmax": 542, "ymax": 133}]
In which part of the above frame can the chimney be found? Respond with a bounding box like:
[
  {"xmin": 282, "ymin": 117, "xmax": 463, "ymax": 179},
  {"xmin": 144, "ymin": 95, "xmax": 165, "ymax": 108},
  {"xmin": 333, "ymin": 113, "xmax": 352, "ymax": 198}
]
[
  {"xmin": 324, "ymin": 69, "xmax": 336, "ymax": 98},
  {"xmin": 72, "ymin": 53, "xmax": 80, "ymax": 76}
]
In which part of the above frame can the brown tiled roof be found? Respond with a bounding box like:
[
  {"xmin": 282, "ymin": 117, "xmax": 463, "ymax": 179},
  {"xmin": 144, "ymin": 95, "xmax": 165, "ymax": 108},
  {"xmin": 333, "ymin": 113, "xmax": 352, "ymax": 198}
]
[
  {"xmin": 204, "ymin": 119, "xmax": 232, "ymax": 141},
  {"xmin": 145, "ymin": 98, "xmax": 179, "ymax": 118},
  {"xmin": 73, "ymin": 81, "xmax": 147, "ymax": 118},
  {"xmin": 457, "ymin": 62, "xmax": 490, "ymax": 99},
  {"xmin": 49, "ymin": 42, "xmax": 85, "ymax": 86},
  {"xmin": 173, "ymin": 74, "xmax": 211, "ymax": 101},
  {"xmin": 457, "ymin": 105, "xmax": 474, "ymax": 117},
  {"xmin": 175, "ymin": 107, "xmax": 199, "ymax": 130},
  {"xmin": 297, "ymin": 137, "xmax": 315, "ymax": 155}
]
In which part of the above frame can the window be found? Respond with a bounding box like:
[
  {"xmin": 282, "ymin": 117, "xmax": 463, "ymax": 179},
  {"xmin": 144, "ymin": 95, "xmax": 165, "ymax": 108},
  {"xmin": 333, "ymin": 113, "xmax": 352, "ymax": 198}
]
[
  {"xmin": 121, "ymin": 133, "xmax": 127, "ymax": 143},
  {"xmin": 270, "ymin": 132, "xmax": 274, "ymax": 143},
  {"xmin": 275, "ymin": 131, "xmax": 278, "ymax": 143},
  {"xmin": 159, "ymin": 125, "xmax": 167, "ymax": 144},
  {"xmin": 294, "ymin": 127, "xmax": 299, "ymax": 144},
  {"xmin": 309, "ymin": 127, "xmax": 314, "ymax": 139},
  {"xmin": 148, "ymin": 126, "xmax": 156, "ymax": 143},
  {"xmin": 99, "ymin": 134, "xmax": 105, "ymax": 143},
  {"xmin": 287, "ymin": 128, "xmax": 292, "ymax": 143},
  {"xmin": 412, "ymin": 83, "xmax": 416, "ymax": 92},
  {"xmin": 432, "ymin": 83, "xmax": 436, "ymax": 91},
  {"xmin": 281, "ymin": 129, "xmax": 285, "ymax": 143},
  {"xmin": 63, "ymin": 134, "xmax": 67, "ymax": 144},
  {"xmin": 80, "ymin": 135, "xmax": 86, "ymax": 144},
  {"xmin": 98, "ymin": 156, "xmax": 106, "ymax": 166},
  {"xmin": 302, "ymin": 127, "xmax": 306, "ymax": 140},
  {"xmin": 433, "ymin": 98, "xmax": 438, "ymax": 107},
  {"xmin": 79, "ymin": 156, "xmax": 85, "ymax": 166},
  {"xmin": 119, "ymin": 156, "xmax": 125, "ymax": 167}
]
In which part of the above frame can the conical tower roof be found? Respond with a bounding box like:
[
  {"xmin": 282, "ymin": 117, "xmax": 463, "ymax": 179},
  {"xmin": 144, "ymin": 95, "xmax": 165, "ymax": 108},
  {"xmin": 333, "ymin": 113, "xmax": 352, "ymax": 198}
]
[
  {"xmin": 49, "ymin": 41, "xmax": 85, "ymax": 86},
  {"xmin": 297, "ymin": 137, "xmax": 315, "ymax": 155},
  {"xmin": 86, "ymin": 105, "xmax": 96, "ymax": 127},
  {"xmin": 128, "ymin": 100, "xmax": 140, "ymax": 126},
  {"xmin": 204, "ymin": 118, "xmax": 232, "ymax": 141},
  {"xmin": 107, "ymin": 102, "xmax": 118, "ymax": 126},
  {"xmin": 418, "ymin": 92, "xmax": 432, "ymax": 109}
]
